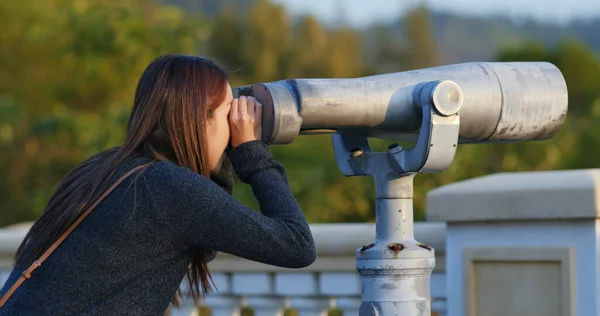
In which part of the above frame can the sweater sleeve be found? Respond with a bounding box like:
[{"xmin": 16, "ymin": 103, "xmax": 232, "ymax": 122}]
[{"xmin": 144, "ymin": 141, "xmax": 316, "ymax": 268}]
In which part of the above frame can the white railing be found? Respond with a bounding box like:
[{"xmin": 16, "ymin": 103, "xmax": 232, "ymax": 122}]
[{"xmin": 0, "ymin": 222, "xmax": 447, "ymax": 316}]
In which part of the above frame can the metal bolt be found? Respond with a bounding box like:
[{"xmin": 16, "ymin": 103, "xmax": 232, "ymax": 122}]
[
  {"xmin": 388, "ymin": 243, "xmax": 404, "ymax": 253},
  {"xmin": 387, "ymin": 143, "xmax": 402, "ymax": 154}
]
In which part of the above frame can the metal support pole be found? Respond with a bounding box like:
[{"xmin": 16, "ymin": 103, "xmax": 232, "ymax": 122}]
[
  {"xmin": 331, "ymin": 80, "xmax": 463, "ymax": 316},
  {"xmin": 357, "ymin": 173, "xmax": 434, "ymax": 316}
]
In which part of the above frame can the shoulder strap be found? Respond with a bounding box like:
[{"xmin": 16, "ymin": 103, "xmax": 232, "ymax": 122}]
[{"xmin": 0, "ymin": 162, "xmax": 153, "ymax": 309}]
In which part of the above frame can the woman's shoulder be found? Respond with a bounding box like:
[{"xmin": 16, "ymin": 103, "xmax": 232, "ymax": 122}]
[
  {"xmin": 138, "ymin": 158, "xmax": 211, "ymax": 189},
  {"xmin": 134, "ymin": 159, "xmax": 228, "ymax": 210}
]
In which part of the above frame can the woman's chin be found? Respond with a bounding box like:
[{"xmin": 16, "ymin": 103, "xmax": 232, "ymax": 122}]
[
  {"xmin": 209, "ymin": 155, "xmax": 225, "ymax": 175},
  {"xmin": 209, "ymin": 164, "xmax": 221, "ymax": 175}
]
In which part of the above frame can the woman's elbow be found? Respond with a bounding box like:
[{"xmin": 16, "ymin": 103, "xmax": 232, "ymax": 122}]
[
  {"xmin": 302, "ymin": 242, "xmax": 318, "ymax": 267},
  {"xmin": 277, "ymin": 224, "xmax": 317, "ymax": 268},
  {"xmin": 288, "ymin": 240, "xmax": 317, "ymax": 268}
]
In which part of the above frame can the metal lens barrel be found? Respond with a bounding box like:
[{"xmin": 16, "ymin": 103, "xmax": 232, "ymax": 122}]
[{"xmin": 234, "ymin": 62, "xmax": 568, "ymax": 145}]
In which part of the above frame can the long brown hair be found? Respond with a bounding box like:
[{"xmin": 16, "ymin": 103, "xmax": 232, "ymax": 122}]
[{"xmin": 14, "ymin": 53, "xmax": 229, "ymax": 307}]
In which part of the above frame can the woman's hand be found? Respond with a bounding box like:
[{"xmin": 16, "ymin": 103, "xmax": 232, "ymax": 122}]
[{"xmin": 229, "ymin": 96, "xmax": 263, "ymax": 148}]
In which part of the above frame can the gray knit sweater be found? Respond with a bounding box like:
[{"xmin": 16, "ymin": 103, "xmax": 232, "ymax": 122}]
[{"xmin": 0, "ymin": 140, "xmax": 316, "ymax": 315}]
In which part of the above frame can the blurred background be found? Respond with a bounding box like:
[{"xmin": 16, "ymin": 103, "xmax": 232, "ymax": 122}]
[{"xmin": 1, "ymin": 0, "xmax": 599, "ymax": 227}]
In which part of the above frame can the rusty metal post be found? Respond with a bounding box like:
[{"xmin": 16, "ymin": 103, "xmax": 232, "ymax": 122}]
[
  {"xmin": 357, "ymin": 173, "xmax": 434, "ymax": 316},
  {"xmin": 332, "ymin": 80, "xmax": 463, "ymax": 316}
]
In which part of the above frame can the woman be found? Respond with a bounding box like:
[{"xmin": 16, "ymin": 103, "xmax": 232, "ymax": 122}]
[{"xmin": 0, "ymin": 54, "xmax": 316, "ymax": 315}]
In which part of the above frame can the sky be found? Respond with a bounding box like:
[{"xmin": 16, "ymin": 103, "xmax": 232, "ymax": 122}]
[{"xmin": 272, "ymin": 0, "xmax": 600, "ymax": 27}]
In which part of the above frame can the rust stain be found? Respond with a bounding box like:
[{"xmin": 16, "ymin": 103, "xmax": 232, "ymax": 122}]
[
  {"xmin": 360, "ymin": 243, "xmax": 375, "ymax": 252},
  {"xmin": 418, "ymin": 243, "xmax": 432, "ymax": 251},
  {"xmin": 387, "ymin": 243, "xmax": 404, "ymax": 258}
]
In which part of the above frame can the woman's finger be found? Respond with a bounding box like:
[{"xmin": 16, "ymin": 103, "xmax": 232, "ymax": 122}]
[
  {"xmin": 255, "ymin": 99, "xmax": 262, "ymax": 123},
  {"xmin": 230, "ymin": 98, "xmax": 239, "ymax": 121},
  {"xmin": 246, "ymin": 96, "xmax": 255, "ymax": 117},
  {"xmin": 237, "ymin": 96, "xmax": 247, "ymax": 117}
]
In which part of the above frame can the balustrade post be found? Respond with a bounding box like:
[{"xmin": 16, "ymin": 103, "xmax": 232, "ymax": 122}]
[
  {"xmin": 336, "ymin": 297, "xmax": 361, "ymax": 316},
  {"xmin": 205, "ymin": 296, "xmax": 243, "ymax": 316},
  {"xmin": 167, "ymin": 297, "xmax": 199, "ymax": 316},
  {"xmin": 245, "ymin": 296, "xmax": 287, "ymax": 316},
  {"xmin": 290, "ymin": 297, "xmax": 333, "ymax": 316}
]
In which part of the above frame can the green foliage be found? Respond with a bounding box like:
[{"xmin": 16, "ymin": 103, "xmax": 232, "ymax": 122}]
[
  {"xmin": 1, "ymin": 0, "xmax": 599, "ymax": 228},
  {"xmin": 0, "ymin": 0, "xmax": 209, "ymax": 226},
  {"xmin": 402, "ymin": 5, "xmax": 440, "ymax": 69},
  {"xmin": 495, "ymin": 40, "xmax": 600, "ymax": 170}
]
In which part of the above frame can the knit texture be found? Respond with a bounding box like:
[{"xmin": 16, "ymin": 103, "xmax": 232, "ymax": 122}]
[{"xmin": 0, "ymin": 140, "xmax": 316, "ymax": 316}]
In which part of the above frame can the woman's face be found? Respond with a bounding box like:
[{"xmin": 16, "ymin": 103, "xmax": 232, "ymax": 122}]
[{"xmin": 206, "ymin": 82, "xmax": 233, "ymax": 174}]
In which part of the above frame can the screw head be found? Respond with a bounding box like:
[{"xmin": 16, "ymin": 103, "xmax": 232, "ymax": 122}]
[{"xmin": 387, "ymin": 143, "xmax": 403, "ymax": 154}]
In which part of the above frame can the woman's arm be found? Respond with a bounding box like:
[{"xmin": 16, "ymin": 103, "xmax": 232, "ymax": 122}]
[{"xmin": 145, "ymin": 140, "xmax": 316, "ymax": 268}]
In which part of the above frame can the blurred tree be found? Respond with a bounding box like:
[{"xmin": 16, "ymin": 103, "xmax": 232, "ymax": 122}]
[
  {"xmin": 288, "ymin": 16, "xmax": 329, "ymax": 78},
  {"xmin": 1, "ymin": 0, "xmax": 599, "ymax": 228},
  {"xmin": 207, "ymin": 4, "xmax": 248, "ymax": 82},
  {"xmin": 208, "ymin": 0, "xmax": 292, "ymax": 84},
  {"xmin": 366, "ymin": 26, "xmax": 406, "ymax": 74},
  {"xmin": 494, "ymin": 39, "xmax": 600, "ymax": 170},
  {"xmin": 159, "ymin": 0, "xmax": 253, "ymax": 17},
  {"xmin": 554, "ymin": 40, "xmax": 600, "ymax": 115},
  {"xmin": 325, "ymin": 27, "xmax": 364, "ymax": 78},
  {"xmin": 0, "ymin": 0, "xmax": 209, "ymax": 226},
  {"xmin": 361, "ymin": 4, "xmax": 440, "ymax": 74},
  {"xmin": 245, "ymin": 0, "xmax": 292, "ymax": 82},
  {"xmin": 402, "ymin": 4, "xmax": 440, "ymax": 69}
]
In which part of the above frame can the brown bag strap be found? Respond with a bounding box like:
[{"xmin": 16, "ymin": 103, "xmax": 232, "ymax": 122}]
[{"xmin": 0, "ymin": 162, "xmax": 153, "ymax": 308}]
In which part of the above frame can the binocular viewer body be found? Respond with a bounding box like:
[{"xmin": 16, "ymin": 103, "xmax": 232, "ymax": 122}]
[{"xmin": 234, "ymin": 62, "xmax": 568, "ymax": 145}]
